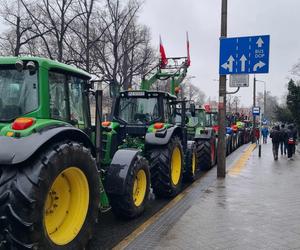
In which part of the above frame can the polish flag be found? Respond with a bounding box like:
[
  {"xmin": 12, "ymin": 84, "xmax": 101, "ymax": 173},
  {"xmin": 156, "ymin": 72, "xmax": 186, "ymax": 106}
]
[
  {"xmin": 159, "ymin": 36, "xmax": 168, "ymax": 68},
  {"xmin": 186, "ymin": 32, "xmax": 191, "ymax": 67}
]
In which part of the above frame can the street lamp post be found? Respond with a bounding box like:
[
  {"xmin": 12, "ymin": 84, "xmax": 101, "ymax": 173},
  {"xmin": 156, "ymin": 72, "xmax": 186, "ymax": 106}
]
[
  {"xmin": 256, "ymin": 79, "xmax": 267, "ymax": 118},
  {"xmin": 254, "ymin": 79, "xmax": 267, "ymax": 157}
]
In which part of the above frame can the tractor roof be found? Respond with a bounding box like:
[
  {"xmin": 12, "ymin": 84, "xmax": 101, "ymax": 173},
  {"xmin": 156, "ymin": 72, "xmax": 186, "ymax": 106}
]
[
  {"xmin": 120, "ymin": 90, "xmax": 177, "ymax": 99},
  {"xmin": 0, "ymin": 56, "xmax": 91, "ymax": 79}
]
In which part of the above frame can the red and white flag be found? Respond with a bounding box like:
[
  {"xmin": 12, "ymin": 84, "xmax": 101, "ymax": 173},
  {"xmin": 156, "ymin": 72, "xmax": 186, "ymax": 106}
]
[
  {"xmin": 186, "ymin": 32, "xmax": 191, "ymax": 66},
  {"xmin": 159, "ymin": 35, "xmax": 168, "ymax": 68}
]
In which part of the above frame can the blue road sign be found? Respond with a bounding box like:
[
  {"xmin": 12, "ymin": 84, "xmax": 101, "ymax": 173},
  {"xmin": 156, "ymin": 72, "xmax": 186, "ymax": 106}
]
[
  {"xmin": 219, "ymin": 35, "xmax": 270, "ymax": 75},
  {"xmin": 252, "ymin": 106, "xmax": 260, "ymax": 116}
]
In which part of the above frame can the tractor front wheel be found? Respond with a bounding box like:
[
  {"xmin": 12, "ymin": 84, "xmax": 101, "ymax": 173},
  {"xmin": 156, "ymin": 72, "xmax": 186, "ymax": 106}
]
[
  {"xmin": 109, "ymin": 155, "xmax": 150, "ymax": 219},
  {"xmin": 150, "ymin": 136, "xmax": 183, "ymax": 198},
  {"xmin": 195, "ymin": 139, "xmax": 216, "ymax": 171},
  {"xmin": 183, "ymin": 142, "xmax": 198, "ymax": 182},
  {"xmin": 0, "ymin": 141, "xmax": 100, "ymax": 249}
]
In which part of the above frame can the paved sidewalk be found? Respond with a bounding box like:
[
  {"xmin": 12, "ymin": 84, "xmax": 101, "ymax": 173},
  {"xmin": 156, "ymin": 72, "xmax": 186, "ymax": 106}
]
[{"xmin": 128, "ymin": 142, "xmax": 300, "ymax": 250}]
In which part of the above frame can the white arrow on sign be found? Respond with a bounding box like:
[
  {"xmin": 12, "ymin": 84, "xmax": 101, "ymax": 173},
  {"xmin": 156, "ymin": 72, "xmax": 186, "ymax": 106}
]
[
  {"xmin": 221, "ymin": 55, "xmax": 235, "ymax": 72},
  {"xmin": 239, "ymin": 54, "xmax": 247, "ymax": 72},
  {"xmin": 256, "ymin": 37, "xmax": 264, "ymax": 48},
  {"xmin": 253, "ymin": 61, "xmax": 266, "ymax": 71}
]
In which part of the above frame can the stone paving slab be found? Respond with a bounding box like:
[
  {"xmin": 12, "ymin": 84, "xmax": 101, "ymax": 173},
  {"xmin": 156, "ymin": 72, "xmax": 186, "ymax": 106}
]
[{"xmin": 127, "ymin": 142, "xmax": 300, "ymax": 250}]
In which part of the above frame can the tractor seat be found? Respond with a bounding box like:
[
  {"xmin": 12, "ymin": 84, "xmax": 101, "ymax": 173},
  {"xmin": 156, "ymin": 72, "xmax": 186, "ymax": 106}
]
[{"xmin": 134, "ymin": 113, "xmax": 150, "ymax": 123}]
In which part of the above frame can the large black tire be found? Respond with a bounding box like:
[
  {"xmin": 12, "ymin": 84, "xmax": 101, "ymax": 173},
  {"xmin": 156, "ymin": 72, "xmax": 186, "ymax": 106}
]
[
  {"xmin": 109, "ymin": 155, "xmax": 150, "ymax": 219},
  {"xmin": 195, "ymin": 139, "xmax": 216, "ymax": 172},
  {"xmin": 0, "ymin": 141, "xmax": 100, "ymax": 250},
  {"xmin": 226, "ymin": 135, "xmax": 232, "ymax": 155},
  {"xmin": 183, "ymin": 142, "xmax": 198, "ymax": 182},
  {"xmin": 149, "ymin": 136, "xmax": 183, "ymax": 198},
  {"xmin": 232, "ymin": 133, "xmax": 237, "ymax": 151}
]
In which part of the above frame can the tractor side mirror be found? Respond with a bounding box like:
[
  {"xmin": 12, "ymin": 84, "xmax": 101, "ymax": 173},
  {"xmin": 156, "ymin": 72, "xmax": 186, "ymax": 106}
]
[
  {"xmin": 88, "ymin": 80, "xmax": 102, "ymax": 91},
  {"xmin": 87, "ymin": 81, "xmax": 94, "ymax": 90},
  {"xmin": 190, "ymin": 103, "xmax": 196, "ymax": 117}
]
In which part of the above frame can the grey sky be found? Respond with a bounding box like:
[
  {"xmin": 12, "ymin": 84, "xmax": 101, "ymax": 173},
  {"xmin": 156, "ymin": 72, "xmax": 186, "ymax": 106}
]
[{"xmin": 139, "ymin": 0, "xmax": 300, "ymax": 106}]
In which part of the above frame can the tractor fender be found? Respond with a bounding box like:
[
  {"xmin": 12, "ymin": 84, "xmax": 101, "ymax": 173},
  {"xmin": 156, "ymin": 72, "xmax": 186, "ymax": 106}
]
[
  {"xmin": 105, "ymin": 149, "xmax": 140, "ymax": 195},
  {"xmin": 145, "ymin": 126, "xmax": 182, "ymax": 146},
  {"xmin": 0, "ymin": 126, "xmax": 94, "ymax": 165}
]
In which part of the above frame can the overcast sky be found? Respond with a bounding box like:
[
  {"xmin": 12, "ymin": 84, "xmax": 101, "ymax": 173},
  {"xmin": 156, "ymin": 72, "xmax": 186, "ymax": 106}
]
[{"xmin": 139, "ymin": 0, "xmax": 300, "ymax": 106}]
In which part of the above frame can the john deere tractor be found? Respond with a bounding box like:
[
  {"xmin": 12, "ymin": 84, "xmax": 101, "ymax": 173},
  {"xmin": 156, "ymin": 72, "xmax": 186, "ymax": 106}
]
[
  {"xmin": 101, "ymin": 56, "xmax": 197, "ymax": 206},
  {"xmin": 0, "ymin": 57, "xmax": 151, "ymax": 249},
  {"xmin": 185, "ymin": 105, "xmax": 217, "ymax": 173}
]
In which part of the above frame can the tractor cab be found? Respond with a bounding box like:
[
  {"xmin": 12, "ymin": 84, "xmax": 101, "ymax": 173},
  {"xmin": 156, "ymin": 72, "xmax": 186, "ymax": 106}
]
[
  {"xmin": 0, "ymin": 57, "xmax": 92, "ymax": 137},
  {"xmin": 186, "ymin": 107, "xmax": 206, "ymax": 140},
  {"xmin": 112, "ymin": 90, "xmax": 177, "ymax": 137},
  {"xmin": 0, "ymin": 61, "xmax": 38, "ymax": 129}
]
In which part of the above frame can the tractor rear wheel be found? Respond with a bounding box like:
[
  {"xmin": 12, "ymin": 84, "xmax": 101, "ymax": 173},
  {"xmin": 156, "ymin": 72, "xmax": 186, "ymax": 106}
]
[
  {"xmin": 0, "ymin": 141, "xmax": 99, "ymax": 249},
  {"xmin": 195, "ymin": 139, "xmax": 216, "ymax": 171},
  {"xmin": 109, "ymin": 155, "xmax": 150, "ymax": 219},
  {"xmin": 149, "ymin": 136, "xmax": 183, "ymax": 198}
]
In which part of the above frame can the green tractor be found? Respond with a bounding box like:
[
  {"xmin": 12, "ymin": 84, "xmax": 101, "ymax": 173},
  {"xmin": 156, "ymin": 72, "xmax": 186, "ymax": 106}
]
[
  {"xmin": 0, "ymin": 57, "xmax": 144, "ymax": 249},
  {"xmin": 185, "ymin": 105, "xmax": 217, "ymax": 173},
  {"xmin": 101, "ymin": 56, "xmax": 196, "ymax": 206}
]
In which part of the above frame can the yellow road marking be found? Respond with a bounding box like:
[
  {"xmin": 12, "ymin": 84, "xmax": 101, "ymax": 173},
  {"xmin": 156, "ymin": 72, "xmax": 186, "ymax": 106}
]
[
  {"xmin": 228, "ymin": 143, "xmax": 256, "ymax": 176},
  {"xmin": 113, "ymin": 144, "xmax": 256, "ymax": 249}
]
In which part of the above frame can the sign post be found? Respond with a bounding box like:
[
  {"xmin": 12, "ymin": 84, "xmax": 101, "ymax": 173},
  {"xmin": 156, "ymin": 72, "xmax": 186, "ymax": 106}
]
[
  {"xmin": 217, "ymin": 0, "xmax": 227, "ymax": 178},
  {"xmin": 218, "ymin": 2, "xmax": 270, "ymax": 177}
]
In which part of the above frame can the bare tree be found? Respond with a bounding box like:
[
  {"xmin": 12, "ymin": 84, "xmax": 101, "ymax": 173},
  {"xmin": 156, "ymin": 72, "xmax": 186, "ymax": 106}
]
[
  {"xmin": 0, "ymin": 0, "xmax": 50, "ymax": 56},
  {"xmin": 20, "ymin": 0, "xmax": 85, "ymax": 61},
  {"xmin": 181, "ymin": 81, "xmax": 206, "ymax": 105},
  {"xmin": 91, "ymin": 0, "xmax": 155, "ymax": 95},
  {"xmin": 64, "ymin": 0, "xmax": 103, "ymax": 71},
  {"xmin": 256, "ymin": 91, "xmax": 278, "ymax": 120}
]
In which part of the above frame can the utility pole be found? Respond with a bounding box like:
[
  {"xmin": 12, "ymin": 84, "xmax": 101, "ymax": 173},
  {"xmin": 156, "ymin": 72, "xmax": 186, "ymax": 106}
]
[
  {"xmin": 252, "ymin": 76, "xmax": 256, "ymax": 143},
  {"xmin": 218, "ymin": 0, "xmax": 227, "ymax": 178}
]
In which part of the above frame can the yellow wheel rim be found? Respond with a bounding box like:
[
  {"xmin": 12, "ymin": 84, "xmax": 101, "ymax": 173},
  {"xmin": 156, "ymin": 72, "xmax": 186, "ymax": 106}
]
[
  {"xmin": 192, "ymin": 152, "xmax": 196, "ymax": 175},
  {"xmin": 133, "ymin": 169, "xmax": 147, "ymax": 207},
  {"xmin": 44, "ymin": 167, "xmax": 89, "ymax": 245},
  {"xmin": 171, "ymin": 147, "xmax": 182, "ymax": 185}
]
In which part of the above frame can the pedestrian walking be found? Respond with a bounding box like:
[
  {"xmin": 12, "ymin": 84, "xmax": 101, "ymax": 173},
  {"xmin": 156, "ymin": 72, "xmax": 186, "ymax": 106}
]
[
  {"xmin": 270, "ymin": 125, "xmax": 281, "ymax": 160},
  {"xmin": 280, "ymin": 124, "xmax": 288, "ymax": 156},
  {"xmin": 261, "ymin": 126, "xmax": 269, "ymax": 144},
  {"xmin": 287, "ymin": 124, "xmax": 296, "ymax": 160}
]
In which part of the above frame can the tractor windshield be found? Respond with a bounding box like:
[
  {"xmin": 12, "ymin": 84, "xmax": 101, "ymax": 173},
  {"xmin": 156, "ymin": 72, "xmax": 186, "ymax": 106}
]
[
  {"xmin": 0, "ymin": 66, "xmax": 38, "ymax": 121},
  {"xmin": 205, "ymin": 113, "xmax": 218, "ymax": 127},
  {"xmin": 197, "ymin": 110, "xmax": 206, "ymax": 127},
  {"xmin": 117, "ymin": 97, "xmax": 160, "ymax": 124}
]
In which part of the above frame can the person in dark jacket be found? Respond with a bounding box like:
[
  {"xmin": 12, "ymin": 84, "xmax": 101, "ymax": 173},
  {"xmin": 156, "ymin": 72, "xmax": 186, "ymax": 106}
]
[
  {"xmin": 270, "ymin": 125, "xmax": 281, "ymax": 160},
  {"xmin": 280, "ymin": 124, "xmax": 288, "ymax": 155},
  {"xmin": 287, "ymin": 124, "xmax": 296, "ymax": 160}
]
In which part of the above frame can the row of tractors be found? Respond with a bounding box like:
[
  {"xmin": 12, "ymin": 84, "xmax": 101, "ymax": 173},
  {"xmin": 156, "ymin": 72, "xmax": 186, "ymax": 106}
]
[{"xmin": 0, "ymin": 55, "xmax": 252, "ymax": 249}]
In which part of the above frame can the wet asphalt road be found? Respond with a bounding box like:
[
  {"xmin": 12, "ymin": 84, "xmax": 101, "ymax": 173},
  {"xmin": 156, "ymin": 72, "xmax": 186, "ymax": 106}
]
[{"xmin": 87, "ymin": 144, "xmax": 249, "ymax": 250}]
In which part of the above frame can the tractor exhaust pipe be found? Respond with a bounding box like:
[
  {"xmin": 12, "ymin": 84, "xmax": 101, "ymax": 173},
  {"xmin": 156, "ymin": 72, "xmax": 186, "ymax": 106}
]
[{"xmin": 95, "ymin": 89, "xmax": 103, "ymax": 170}]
